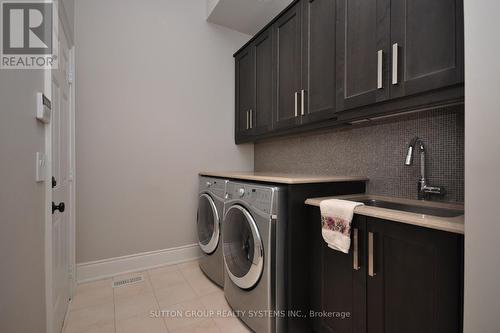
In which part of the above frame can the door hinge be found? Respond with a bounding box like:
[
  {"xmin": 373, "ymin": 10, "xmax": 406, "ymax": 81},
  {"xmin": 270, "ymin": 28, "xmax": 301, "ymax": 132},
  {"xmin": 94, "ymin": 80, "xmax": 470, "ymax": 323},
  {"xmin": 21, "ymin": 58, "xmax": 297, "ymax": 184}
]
[{"xmin": 68, "ymin": 71, "xmax": 74, "ymax": 84}]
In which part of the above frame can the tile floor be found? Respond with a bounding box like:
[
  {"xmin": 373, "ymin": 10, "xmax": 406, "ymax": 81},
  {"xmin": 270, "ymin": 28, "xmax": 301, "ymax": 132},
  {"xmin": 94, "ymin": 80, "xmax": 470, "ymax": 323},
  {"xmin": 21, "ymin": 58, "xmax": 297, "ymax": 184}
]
[{"xmin": 63, "ymin": 260, "xmax": 252, "ymax": 333}]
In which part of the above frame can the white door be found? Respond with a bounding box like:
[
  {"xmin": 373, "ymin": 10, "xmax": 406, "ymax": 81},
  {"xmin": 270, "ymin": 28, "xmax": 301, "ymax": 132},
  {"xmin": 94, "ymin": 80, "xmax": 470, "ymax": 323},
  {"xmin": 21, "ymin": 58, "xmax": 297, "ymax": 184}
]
[{"xmin": 51, "ymin": 27, "xmax": 71, "ymax": 333}]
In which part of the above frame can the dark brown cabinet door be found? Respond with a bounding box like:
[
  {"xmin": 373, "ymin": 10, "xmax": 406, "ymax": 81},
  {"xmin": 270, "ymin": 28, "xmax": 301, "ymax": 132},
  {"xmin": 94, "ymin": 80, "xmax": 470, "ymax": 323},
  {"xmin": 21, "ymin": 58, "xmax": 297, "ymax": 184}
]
[
  {"xmin": 274, "ymin": 3, "xmax": 302, "ymax": 129},
  {"xmin": 336, "ymin": 0, "xmax": 391, "ymax": 111},
  {"xmin": 235, "ymin": 46, "xmax": 254, "ymax": 140},
  {"xmin": 234, "ymin": 0, "xmax": 464, "ymax": 143},
  {"xmin": 390, "ymin": 0, "xmax": 464, "ymax": 98},
  {"xmin": 366, "ymin": 218, "xmax": 462, "ymax": 333},
  {"xmin": 301, "ymin": 0, "xmax": 337, "ymax": 124},
  {"xmin": 321, "ymin": 215, "xmax": 367, "ymax": 333},
  {"xmin": 253, "ymin": 29, "xmax": 274, "ymax": 135}
]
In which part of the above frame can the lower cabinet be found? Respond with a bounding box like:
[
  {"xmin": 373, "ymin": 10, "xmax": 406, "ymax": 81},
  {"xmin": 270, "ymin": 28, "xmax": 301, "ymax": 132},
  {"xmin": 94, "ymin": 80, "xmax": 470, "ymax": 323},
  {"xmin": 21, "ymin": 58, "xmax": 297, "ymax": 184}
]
[
  {"xmin": 321, "ymin": 215, "xmax": 367, "ymax": 333},
  {"xmin": 311, "ymin": 211, "xmax": 463, "ymax": 333}
]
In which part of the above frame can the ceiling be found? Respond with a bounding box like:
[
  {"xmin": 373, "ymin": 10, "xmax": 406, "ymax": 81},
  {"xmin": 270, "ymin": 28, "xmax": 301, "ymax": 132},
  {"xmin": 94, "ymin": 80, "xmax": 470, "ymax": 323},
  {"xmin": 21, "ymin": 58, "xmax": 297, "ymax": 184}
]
[{"xmin": 206, "ymin": 0, "xmax": 293, "ymax": 36}]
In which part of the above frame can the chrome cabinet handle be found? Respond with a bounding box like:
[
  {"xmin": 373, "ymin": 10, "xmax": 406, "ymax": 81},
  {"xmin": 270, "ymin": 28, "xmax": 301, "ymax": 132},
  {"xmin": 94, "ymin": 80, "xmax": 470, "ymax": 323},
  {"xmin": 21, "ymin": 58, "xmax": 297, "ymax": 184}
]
[
  {"xmin": 392, "ymin": 43, "xmax": 398, "ymax": 85},
  {"xmin": 294, "ymin": 92, "xmax": 299, "ymax": 117},
  {"xmin": 377, "ymin": 50, "xmax": 383, "ymax": 89},
  {"xmin": 353, "ymin": 228, "xmax": 360, "ymax": 270},
  {"xmin": 300, "ymin": 89, "xmax": 306, "ymax": 116},
  {"xmin": 246, "ymin": 110, "xmax": 249, "ymax": 130},
  {"xmin": 249, "ymin": 109, "xmax": 253, "ymax": 129},
  {"xmin": 368, "ymin": 232, "xmax": 376, "ymax": 277}
]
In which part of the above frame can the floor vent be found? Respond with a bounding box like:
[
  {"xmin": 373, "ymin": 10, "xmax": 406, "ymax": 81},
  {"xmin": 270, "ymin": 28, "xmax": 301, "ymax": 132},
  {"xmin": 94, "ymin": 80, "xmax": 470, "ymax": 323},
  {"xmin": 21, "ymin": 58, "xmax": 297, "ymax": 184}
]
[{"xmin": 112, "ymin": 275, "xmax": 144, "ymax": 288}]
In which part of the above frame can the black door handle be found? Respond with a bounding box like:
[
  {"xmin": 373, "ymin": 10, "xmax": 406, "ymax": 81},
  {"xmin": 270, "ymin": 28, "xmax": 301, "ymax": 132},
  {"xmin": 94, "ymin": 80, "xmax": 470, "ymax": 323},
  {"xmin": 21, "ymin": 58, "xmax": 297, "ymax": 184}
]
[{"xmin": 52, "ymin": 202, "xmax": 65, "ymax": 214}]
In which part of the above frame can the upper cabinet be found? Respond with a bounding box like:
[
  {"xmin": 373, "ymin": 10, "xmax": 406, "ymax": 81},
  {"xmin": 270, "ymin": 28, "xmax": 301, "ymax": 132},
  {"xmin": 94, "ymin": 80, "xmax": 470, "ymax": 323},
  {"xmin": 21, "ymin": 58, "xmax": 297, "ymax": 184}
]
[
  {"xmin": 336, "ymin": 0, "xmax": 464, "ymax": 111},
  {"xmin": 235, "ymin": 46, "xmax": 254, "ymax": 141},
  {"xmin": 336, "ymin": 0, "xmax": 391, "ymax": 111},
  {"xmin": 301, "ymin": 0, "xmax": 338, "ymax": 124},
  {"xmin": 235, "ymin": 29, "xmax": 274, "ymax": 142},
  {"xmin": 253, "ymin": 29, "xmax": 274, "ymax": 135},
  {"xmin": 274, "ymin": 4, "xmax": 303, "ymax": 130},
  {"xmin": 389, "ymin": 0, "xmax": 464, "ymax": 98},
  {"xmin": 234, "ymin": 0, "xmax": 464, "ymax": 143},
  {"xmin": 274, "ymin": 0, "xmax": 338, "ymax": 130}
]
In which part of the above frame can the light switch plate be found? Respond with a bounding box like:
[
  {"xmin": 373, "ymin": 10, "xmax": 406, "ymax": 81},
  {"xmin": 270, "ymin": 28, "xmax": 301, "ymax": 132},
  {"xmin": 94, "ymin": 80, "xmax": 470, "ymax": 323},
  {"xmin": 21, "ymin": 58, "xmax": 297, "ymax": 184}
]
[
  {"xmin": 36, "ymin": 93, "xmax": 51, "ymax": 124},
  {"xmin": 36, "ymin": 152, "xmax": 46, "ymax": 182}
]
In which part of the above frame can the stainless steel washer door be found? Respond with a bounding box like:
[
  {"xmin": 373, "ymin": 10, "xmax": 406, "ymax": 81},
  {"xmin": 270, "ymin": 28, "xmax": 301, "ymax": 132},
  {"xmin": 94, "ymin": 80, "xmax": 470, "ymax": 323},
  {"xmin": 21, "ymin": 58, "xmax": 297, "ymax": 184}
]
[
  {"xmin": 197, "ymin": 194, "xmax": 220, "ymax": 254},
  {"xmin": 223, "ymin": 205, "xmax": 264, "ymax": 289}
]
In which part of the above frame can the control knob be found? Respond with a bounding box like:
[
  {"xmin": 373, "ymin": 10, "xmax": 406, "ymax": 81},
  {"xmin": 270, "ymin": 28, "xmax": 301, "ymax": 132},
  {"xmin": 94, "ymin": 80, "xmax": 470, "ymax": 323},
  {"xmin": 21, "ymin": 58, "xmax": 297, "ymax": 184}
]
[{"xmin": 238, "ymin": 188, "xmax": 245, "ymax": 197}]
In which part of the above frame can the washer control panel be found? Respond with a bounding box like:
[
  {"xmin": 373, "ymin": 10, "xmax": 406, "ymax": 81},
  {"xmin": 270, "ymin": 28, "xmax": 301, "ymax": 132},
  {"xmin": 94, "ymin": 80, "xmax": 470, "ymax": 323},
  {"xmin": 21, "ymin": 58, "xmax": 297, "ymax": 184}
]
[
  {"xmin": 199, "ymin": 176, "xmax": 226, "ymax": 199},
  {"xmin": 225, "ymin": 181, "xmax": 277, "ymax": 215}
]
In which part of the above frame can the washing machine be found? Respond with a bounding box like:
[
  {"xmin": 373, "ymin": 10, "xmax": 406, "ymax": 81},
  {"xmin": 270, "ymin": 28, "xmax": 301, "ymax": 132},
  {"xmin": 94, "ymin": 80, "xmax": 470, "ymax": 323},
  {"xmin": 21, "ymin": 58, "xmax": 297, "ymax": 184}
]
[
  {"xmin": 197, "ymin": 176, "xmax": 226, "ymax": 287},
  {"xmin": 222, "ymin": 181, "xmax": 287, "ymax": 333}
]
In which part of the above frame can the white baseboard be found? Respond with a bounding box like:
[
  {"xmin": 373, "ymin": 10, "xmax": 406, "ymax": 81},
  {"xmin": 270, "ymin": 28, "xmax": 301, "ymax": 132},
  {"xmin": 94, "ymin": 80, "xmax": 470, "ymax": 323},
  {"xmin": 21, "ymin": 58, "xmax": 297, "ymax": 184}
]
[{"xmin": 76, "ymin": 244, "xmax": 201, "ymax": 283}]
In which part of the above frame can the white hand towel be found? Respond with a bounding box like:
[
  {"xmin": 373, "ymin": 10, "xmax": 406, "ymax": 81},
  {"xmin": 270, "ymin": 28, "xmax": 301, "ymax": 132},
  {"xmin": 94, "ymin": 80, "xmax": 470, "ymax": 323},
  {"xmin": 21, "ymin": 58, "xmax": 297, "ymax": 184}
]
[{"xmin": 320, "ymin": 199, "xmax": 364, "ymax": 253}]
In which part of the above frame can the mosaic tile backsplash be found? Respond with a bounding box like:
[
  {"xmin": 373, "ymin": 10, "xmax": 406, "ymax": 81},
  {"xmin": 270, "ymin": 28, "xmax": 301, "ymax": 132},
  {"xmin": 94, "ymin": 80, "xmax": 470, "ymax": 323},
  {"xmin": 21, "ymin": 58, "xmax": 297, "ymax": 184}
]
[{"xmin": 255, "ymin": 105, "xmax": 464, "ymax": 202}]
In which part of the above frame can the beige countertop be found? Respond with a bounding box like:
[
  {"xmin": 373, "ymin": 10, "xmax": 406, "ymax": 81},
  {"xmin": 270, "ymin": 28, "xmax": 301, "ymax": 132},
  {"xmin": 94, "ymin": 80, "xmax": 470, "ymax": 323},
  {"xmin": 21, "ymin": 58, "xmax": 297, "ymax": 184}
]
[
  {"xmin": 199, "ymin": 171, "xmax": 368, "ymax": 184},
  {"xmin": 305, "ymin": 194, "xmax": 464, "ymax": 234}
]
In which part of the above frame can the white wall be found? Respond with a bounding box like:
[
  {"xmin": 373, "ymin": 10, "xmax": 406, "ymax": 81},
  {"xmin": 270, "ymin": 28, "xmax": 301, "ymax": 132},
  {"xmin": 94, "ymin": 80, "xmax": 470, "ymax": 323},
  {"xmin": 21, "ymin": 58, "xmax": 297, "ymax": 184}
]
[
  {"xmin": 207, "ymin": 0, "xmax": 293, "ymax": 35},
  {"xmin": 0, "ymin": 72, "xmax": 47, "ymax": 332},
  {"xmin": 75, "ymin": 0, "xmax": 253, "ymax": 263},
  {"xmin": 464, "ymin": 0, "xmax": 500, "ymax": 331},
  {"xmin": 60, "ymin": 0, "xmax": 75, "ymax": 42},
  {"xmin": 206, "ymin": 0, "xmax": 220, "ymax": 18}
]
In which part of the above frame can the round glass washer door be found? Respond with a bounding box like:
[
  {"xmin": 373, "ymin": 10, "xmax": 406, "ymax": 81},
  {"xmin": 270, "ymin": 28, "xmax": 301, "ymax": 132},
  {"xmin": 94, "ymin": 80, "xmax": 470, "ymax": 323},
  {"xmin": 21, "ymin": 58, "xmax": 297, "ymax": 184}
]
[
  {"xmin": 197, "ymin": 193, "xmax": 220, "ymax": 254},
  {"xmin": 223, "ymin": 204, "xmax": 264, "ymax": 289}
]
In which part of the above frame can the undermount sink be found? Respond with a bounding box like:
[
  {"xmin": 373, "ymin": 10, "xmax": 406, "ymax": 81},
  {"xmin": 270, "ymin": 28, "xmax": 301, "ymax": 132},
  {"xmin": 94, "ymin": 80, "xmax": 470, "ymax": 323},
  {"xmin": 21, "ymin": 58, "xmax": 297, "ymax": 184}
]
[{"xmin": 360, "ymin": 199, "xmax": 464, "ymax": 218}]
